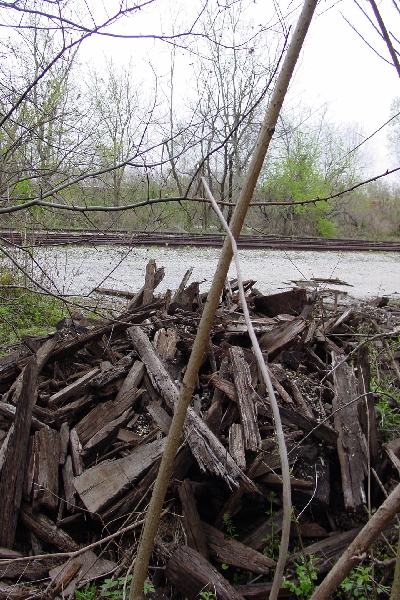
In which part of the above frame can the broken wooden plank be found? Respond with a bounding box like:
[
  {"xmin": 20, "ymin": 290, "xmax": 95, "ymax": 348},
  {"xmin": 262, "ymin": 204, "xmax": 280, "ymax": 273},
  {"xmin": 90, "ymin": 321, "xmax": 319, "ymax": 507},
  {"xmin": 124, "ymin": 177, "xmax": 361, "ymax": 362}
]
[
  {"xmin": 259, "ymin": 317, "xmax": 307, "ymax": 357},
  {"xmin": 74, "ymin": 401, "xmax": 114, "ymax": 446},
  {"xmin": 74, "ymin": 437, "xmax": 167, "ymax": 514},
  {"xmin": 331, "ymin": 351, "xmax": 368, "ymax": 511},
  {"xmin": 257, "ymin": 472, "xmax": 314, "ymax": 490},
  {"xmin": 165, "ymin": 545, "xmax": 246, "ymax": 600},
  {"xmin": 383, "ymin": 439, "xmax": 400, "ymax": 475},
  {"xmin": 170, "ymin": 281, "xmax": 200, "ymax": 313},
  {"xmin": 53, "ymin": 394, "xmax": 94, "ymax": 423},
  {"xmin": 270, "ymin": 363, "xmax": 314, "ymax": 418},
  {"xmin": 178, "ymin": 479, "xmax": 209, "ymax": 559},
  {"xmin": 0, "ymin": 401, "xmax": 47, "ymax": 430},
  {"xmin": 357, "ymin": 345, "xmax": 379, "ymax": 468},
  {"xmin": 59, "ymin": 422, "xmax": 69, "ymax": 466},
  {"xmin": 0, "ymin": 349, "xmax": 30, "ymax": 385},
  {"xmin": 127, "ymin": 326, "xmax": 180, "ymax": 406},
  {"xmin": 48, "ymin": 368, "xmax": 99, "ymax": 407},
  {"xmin": 48, "ymin": 302, "xmax": 163, "ymax": 364},
  {"xmin": 153, "ymin": 328, "xmax": 179, "ymax": 361},
  {"xmin": 0, "ymin": 556, "xmax": 60, "ymax": 581},
  {"xmin": 253, "ymin": 288, "xmax": 307, "ymax": 318},
  {"xmin": 315, "ymin": 327, "xmax": 345, "ymax": 355},
  {"xmin": 49, "ymin": 550, "xmax": 116, "ymax": 599},
  {"xmin": 74, "ymin": 394, "xmax": 140, "ymax": 449},
  {"xmin": 214, "ymin": 453, "xmax": 267, "ymax": 529},
  {"xmin": 202, "ymin": 521, "xmax": 275, "ymax": 573},
  {"xmin": 4, "ymin": 337, "xmax": 57, "ymax": 405},
  {"xmin": 50, "ymin": 560, "xmax": 82, "ymax": 597},
  {"xmin": 188, "ymin": 408, "xmax": 257, "ymax": 491},
  {"xmin": 229, "ymin": 424, "xmax": 246, "ymax": 470},
  {"xmin": 230, "ymin": 346, "xmax": 261, "ymax": 451},
  {"xmin": 69, "ymin": 428, "xmax": 83, "ymax": 477},
  {"xmin": 211, "ymin": 367, "xmax": 336, "ymax": 445},
  {"xmin": 0, "ymin": 582, "xmax": 36, "ymax": 599},
  {"xmin": 147, "ymin": 401, "xmax": 172, "ymax": 435},
  {"xmin": 260, "ymin": 402, "xmax": 338, "ymax": 447},
  {"xmin": 126, "ymin": 267, "xmax": 165, "ymax": 310},
  {"xmin": 241, "ymin": 509, "xmax": 284, "ymax": 552},
  {"xmin": 0, "ymin": 340, "xmax": 54, "ymax": 548},
  {"xmin": 94, "ymin": 287, "xmax": 137, "ymax": 299},
  {"xmin": 288, "ymin": 527, "xmax": 362, "ymax": 573},
  {"xmin": 127, "ymin": 326, "xmax": 256, "ymax": 491},
  {"xmin": 142, "ymin": 258, "xmax": 156, "ymax": 305},
  {"xmin": 20, "ymin": 503, "xmax": 78, "ymax": 552},
  {"xmin": 115, "ymin": 360, "xmax": 145, "ymax": 403},
  {"xmin": 234, "ymin": 582, "xmax": 291, "ymax": 599},
  {"xmin": 267, "ymin": 365, "xmax": 294, "ymax": 406},
  {"xmin": 172, "ymin": 268, "xmax": 193, "ymax": 305},
  {"xmin": 81, "ymin": 408, "xmax": 135, "ymax": 459},
  {"xmin": 101, "ymin": 457, "xmax": 162, "ymax": 522},
  {"xmin": 62, "ymin": 455, "xmax": 76, "ymax": 513},
  {"xmin": 32, "ymin": 427, "xmax": 60, "ymax": 511},
  {"xmin": 225, "ymin": 321, "xmax": 276, "ymax": 335},
  {"xmin": 90, "ymin": 355, "xmax": 134, "ymax": 388}
]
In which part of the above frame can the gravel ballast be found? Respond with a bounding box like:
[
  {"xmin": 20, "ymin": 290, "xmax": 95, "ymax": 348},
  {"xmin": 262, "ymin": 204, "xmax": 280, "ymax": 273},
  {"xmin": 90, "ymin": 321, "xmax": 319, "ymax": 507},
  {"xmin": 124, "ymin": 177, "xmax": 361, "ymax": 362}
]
[{"xmin": 32, "ymin": 245, "xmax": 400, "ymax": 302}]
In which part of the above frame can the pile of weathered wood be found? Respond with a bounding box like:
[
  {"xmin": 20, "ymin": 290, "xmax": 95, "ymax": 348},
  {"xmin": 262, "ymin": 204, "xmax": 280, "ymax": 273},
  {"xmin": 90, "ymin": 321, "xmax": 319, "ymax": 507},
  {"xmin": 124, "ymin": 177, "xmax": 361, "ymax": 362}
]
[{"xmin": 0, "ymin": 260, "xmax": 399, "ymax": 599}]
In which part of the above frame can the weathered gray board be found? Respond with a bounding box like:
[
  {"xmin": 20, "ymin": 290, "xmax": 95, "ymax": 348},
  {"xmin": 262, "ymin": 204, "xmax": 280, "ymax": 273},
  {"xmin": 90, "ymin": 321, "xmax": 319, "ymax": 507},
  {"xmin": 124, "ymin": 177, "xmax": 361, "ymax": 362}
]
[{"xmin": 74, "ymin": 437, "xmax": 166, "ymax": 514}]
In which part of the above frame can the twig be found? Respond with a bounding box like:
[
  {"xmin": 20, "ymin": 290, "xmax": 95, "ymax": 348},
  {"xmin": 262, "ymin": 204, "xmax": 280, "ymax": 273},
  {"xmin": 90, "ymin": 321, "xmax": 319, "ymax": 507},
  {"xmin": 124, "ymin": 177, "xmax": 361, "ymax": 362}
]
[
  {"xmin": 0, "ymin": 512, "xmax": 166, "ymax": 565},
  {"xmin": 310, "ymin": 482, "xmax": 400, "ymax": 599},
  {"xmin": 368, "ymin": 0, "xmax": 400, "ymax": 78},
  {"xmin": 202, "ymin": 176, "xmax": 292, "ymax": 597},
  {"xmin": 128, "ymin": 1, "xmax": 319, "ymax": 597},
  {"xmin": 2, "ymin": 164, "xmax": 399, "ymax": 215}
]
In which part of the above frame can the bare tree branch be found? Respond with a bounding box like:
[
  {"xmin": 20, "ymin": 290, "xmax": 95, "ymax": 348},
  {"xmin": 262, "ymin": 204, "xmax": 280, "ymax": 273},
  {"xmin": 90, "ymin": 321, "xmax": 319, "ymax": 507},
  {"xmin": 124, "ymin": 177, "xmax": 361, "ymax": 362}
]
[
  {"xmin": 342, "ymin": 11, "xmax": 393, "ymax": 65},
  {"xmin": 1, "ymin": 165, "xmax": 398, "ymax": 215},
  {"xmin": 368, "ymin": 0, "xmax": 400, "ymax": 77}
]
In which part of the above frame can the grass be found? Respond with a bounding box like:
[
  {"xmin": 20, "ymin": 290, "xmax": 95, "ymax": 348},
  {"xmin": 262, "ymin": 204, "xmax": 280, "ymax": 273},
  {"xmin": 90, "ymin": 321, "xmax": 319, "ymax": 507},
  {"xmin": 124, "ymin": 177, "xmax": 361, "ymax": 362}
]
[
  {"xmin": 369, "ymin": 334, "xmax": 400, "ymax": 440},
  {"xmin": 0, "ymin": 266, "xmax": 67, "ymax": 349}
]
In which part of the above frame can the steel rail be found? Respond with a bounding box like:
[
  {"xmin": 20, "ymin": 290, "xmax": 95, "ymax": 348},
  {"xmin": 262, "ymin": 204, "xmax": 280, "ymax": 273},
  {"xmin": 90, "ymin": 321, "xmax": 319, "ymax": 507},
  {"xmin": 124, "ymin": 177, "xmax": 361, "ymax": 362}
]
[{"xmin": 1, "ymin": 229, "xmax": 400, "ymax": 252}]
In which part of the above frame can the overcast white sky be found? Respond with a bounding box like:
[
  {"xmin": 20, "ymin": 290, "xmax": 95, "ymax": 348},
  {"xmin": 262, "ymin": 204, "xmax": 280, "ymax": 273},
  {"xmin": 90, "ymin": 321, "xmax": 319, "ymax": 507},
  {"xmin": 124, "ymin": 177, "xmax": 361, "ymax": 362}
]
[
  {"xmin": 84, "ymin": 0, "xmax": 399, "ymax": 176},
  {"xmin": 294, "ymin": 0, "xmax": 399, "ymax": 175}
]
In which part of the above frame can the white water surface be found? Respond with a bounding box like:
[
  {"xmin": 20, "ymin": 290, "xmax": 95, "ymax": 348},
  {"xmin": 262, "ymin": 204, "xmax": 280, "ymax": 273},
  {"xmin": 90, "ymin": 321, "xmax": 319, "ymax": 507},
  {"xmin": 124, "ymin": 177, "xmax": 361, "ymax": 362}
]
[{"xmin": 29, "ymin": 245, "xmax": 400, "ymax": 303}]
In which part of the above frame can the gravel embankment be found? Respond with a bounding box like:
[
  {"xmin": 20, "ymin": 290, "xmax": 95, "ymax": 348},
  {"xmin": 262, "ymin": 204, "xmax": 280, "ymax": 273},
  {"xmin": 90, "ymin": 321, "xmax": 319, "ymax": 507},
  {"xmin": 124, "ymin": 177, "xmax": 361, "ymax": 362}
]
[{"xmin": 31, "ymin": 245, "xmax": 399, "ymax": 303}]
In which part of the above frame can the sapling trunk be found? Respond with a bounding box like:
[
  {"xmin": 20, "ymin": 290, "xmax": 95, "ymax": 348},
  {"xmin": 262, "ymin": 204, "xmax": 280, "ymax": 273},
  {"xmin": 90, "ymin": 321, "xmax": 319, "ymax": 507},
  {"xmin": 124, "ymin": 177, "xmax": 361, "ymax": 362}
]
[{"xmin": 129, "ymin": 2, "xmax": 319, "ymax": 598}]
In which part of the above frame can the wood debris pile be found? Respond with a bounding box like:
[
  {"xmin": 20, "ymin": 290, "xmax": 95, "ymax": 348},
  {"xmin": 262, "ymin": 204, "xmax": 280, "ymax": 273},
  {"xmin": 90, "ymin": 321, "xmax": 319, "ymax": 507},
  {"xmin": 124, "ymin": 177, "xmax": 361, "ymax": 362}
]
[{"xmin": 0, "ymin": 260, "xmax": 399, "ymax": 599}]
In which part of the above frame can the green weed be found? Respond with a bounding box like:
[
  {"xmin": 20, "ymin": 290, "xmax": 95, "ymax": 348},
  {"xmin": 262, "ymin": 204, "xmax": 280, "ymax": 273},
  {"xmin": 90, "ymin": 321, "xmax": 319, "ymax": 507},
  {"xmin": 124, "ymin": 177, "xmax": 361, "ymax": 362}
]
[
  {"xmin": 73, "ymin": 575, "xmax": 155, "ymax": 600},
  {"xmin": 143, "ymin": 581, "xmax": 156, "ymax": 596},
  {"xmin": 369, "ymin": 335, "xmax": 400, "ymax": 440},
  {"xmin": 74, "ymin": 583, "xmax": 97, "ymax": 600},
  {"xmin": 0, "ymin": 277, "xmax": 66, "ymax": 348},
  {"xmin": 337, "ymin": 564, "xmax": 390, "ymax": 599},
  {"xmin": 262, "ymin": 491, "xmax": 281, "ymax": 561},
  {"xmin": 222, "ymin": 513, "xmax": 238, "ymax": 540},
  {"xmin": 100, "ymin": 575, "xmax": 132, "ymax": 599},
  {"xmin": 282, "ymin": 554, "xmax": 318, "ymax": 598},
  {"xmin": 198, "ymin": 590, "xmax": 217, "ymax": 599}
]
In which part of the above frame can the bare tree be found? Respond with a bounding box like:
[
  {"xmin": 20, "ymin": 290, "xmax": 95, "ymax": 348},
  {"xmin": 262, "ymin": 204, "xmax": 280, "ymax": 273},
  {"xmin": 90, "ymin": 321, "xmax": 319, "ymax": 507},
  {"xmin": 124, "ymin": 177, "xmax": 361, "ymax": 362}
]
[
  {"xmin": 187, "ymin": 3, "xmax": 278, "ymax": 214},
  {"xmin": 87, "ymin": 59, "xmax": 159, "ymax": 207}
]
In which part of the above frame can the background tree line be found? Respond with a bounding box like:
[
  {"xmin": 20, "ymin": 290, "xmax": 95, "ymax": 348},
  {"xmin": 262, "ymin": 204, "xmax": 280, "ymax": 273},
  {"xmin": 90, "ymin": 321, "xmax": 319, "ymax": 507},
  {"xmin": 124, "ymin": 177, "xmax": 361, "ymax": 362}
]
[{"xmin": 0, "ymin": 0, "xmax": 399, "ymax": 240}]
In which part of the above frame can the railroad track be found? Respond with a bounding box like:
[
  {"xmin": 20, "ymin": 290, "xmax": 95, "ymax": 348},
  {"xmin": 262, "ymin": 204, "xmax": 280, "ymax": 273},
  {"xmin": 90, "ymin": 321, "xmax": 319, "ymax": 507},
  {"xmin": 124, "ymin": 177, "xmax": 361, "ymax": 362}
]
[{"xmin": 1, "ymin": 229, "xmax": 400, "ymax": 252}]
